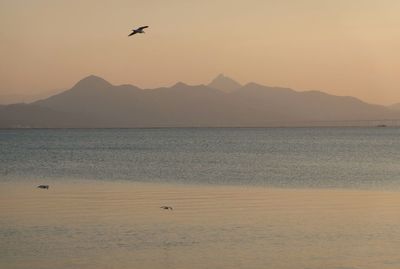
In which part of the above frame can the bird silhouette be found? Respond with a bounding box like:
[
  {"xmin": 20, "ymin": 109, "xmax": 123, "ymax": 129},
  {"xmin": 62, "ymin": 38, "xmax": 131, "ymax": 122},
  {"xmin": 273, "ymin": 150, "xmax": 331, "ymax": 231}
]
[{"xmin": 129, "ymin": 26, "xmax": 149, "ymax": 36}]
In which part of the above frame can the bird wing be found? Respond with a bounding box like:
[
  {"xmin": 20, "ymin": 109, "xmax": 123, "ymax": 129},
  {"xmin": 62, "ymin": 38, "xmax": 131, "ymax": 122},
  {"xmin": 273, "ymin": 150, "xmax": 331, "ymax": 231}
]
[
  {"xmin": 137, "ymin": 26, "xmax": 149, "ymax": 30},
  {"xmin": 128, "ymin": 31, "xmax": 136, "ymax": 36}
]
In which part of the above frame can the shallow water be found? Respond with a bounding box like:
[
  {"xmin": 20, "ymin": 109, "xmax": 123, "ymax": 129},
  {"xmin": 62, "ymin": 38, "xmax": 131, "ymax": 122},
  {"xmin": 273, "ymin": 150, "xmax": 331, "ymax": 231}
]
[{"xmin": 1, "ymin": 182, "xmax": 400, "ymax": 269}]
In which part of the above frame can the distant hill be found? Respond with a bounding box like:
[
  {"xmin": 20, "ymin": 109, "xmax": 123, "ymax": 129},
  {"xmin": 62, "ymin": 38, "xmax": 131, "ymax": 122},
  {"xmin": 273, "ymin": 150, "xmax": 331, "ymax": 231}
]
[
  {"xmin": 1, "ymin": 75, "xmax": 399, "ymax": 128},
  {"xmin": 0, "ymin": 89, "xmax": 64, "ymax": 105},
  {"xmin": 0, "ymin": 103, "xmax": 98, "ymax": 128},
  {"xmin": 208, "ymin": 74, "xmax": 242, "ymax": 93},
  {"xmin": 389, "ymin": 103, "xmax": 400, "ymax": 111}
]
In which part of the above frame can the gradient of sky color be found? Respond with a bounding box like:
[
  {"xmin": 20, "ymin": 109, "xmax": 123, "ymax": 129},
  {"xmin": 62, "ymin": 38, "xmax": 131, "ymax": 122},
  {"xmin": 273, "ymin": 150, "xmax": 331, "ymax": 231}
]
[{"xmin": 1, "ymin": 0, "xmax": 399, "ymax": 105}]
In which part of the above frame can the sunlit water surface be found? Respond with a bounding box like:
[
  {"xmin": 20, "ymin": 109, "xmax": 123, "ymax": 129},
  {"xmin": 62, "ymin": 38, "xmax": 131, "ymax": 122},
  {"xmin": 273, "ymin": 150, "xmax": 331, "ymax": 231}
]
[{"xmin": 1, "ymin": 128, "xmax": 400, "ymax": 269}]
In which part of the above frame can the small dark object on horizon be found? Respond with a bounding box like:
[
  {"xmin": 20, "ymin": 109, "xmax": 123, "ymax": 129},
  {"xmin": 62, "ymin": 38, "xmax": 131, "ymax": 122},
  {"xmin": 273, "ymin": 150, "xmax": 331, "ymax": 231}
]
[
  {"xmin": 37, "ymin": 185, "xmax": 49, "ymax": 189},
  {"xmin": 160, "ymin": 206, "xmax": 173, "ymax": 210}
]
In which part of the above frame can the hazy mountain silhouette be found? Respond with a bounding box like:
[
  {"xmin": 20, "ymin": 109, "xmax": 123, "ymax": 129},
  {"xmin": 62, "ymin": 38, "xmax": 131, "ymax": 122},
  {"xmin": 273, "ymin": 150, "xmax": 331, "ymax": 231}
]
[
  {"xmin": 208, "ymin": 74, "xmax": 242, "ymax": 93},
  {"xmin": 0, "ymin": 88, "xmax": 64, "ymax": 105},
  {"xmin": 389, "ymin": 103, "xmax": 400, "ymax": 111},
  {"xmin": 1, "ymin": 75, "xmax": 399, "ymax": 128},
  {"xmin": 0, "ymin": 103, "xmax": 98, "ymax": 128}
]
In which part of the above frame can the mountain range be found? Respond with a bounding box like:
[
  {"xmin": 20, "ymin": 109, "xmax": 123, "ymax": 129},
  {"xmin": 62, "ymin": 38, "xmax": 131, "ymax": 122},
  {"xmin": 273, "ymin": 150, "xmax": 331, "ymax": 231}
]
[
  {"xmin": 1, "ymin": 74, "xmax": 399, "ymax": 128},
  {"xmin": 0, "ymin": 88, "xmax": 64, "ymax": 105}
]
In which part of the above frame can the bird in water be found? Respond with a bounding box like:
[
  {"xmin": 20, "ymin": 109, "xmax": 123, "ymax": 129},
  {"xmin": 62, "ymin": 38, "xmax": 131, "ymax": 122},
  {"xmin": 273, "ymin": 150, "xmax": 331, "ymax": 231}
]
[
  {"xmin": 128, "ymin": 26, "xmax": 149, "ymax": 36},
  {"xmin": 160, "ymin": 206, "xmax": 173, "ymax": 210},
  {"xmin": 37, "ymin": 185, "xmax": 49, "ymax": 189}
]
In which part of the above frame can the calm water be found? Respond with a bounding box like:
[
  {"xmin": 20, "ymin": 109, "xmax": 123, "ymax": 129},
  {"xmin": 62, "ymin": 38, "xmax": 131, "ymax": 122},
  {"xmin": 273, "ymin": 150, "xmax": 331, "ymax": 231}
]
[
  {"xmin": 2, "ymin": 128, "xmax": 400, "ymax": 269},
  {"xmin": 1, "ymin": 127, "xmax": 400, "ymax": 189}
]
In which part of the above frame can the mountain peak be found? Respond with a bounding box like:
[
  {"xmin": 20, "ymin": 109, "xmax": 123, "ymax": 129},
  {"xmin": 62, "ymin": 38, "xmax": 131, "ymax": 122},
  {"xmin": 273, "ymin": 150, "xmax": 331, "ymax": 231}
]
[
  {"xmin": 208, "ymin": 74, "xmax": 242, "ymax": 93},
  {"xmin": 73, "ymin": 75, "xmax": 112, "ymax": 90},
  {"xmin": 172, "ymin": 82, "xmax": 188, "ymax": 88}
]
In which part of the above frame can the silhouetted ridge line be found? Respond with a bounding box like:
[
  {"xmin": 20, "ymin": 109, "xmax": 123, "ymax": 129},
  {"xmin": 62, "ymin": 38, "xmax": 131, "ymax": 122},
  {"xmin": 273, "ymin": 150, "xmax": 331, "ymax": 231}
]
[
  {"xmin": 1, "ymin": 75, "xmax": 400, "ymax": 128},
  {"xmin": 208, "ymin": 74, "xmax": 242, "ymax": 93},
  {"xmin": 72, "ymin": 75, "xmax": 112, "ymax": 90}
]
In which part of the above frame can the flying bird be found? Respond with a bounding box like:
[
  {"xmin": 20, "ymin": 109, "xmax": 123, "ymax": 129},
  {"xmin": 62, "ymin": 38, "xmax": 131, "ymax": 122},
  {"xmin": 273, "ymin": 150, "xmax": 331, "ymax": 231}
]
[
  {"xmin": 129, "ymin": 26, "xmax": 149, "ymax": 36},
  {"xmin": 160, "ymin": 206, "xmax": 173, "ymax": 210},
  {"xmin": 37, "ymin": 185, "xmax": 49, "ymax": 189}
]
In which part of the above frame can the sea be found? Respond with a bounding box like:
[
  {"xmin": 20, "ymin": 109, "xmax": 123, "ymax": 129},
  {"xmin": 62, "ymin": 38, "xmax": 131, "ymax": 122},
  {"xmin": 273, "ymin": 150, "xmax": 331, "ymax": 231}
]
[
  {"xmin": 1, "ymin": 128, "xmax": 400, "ymax": 269},
  {"xmin": 1, "ymin": 127, "xmax": 400, "ymax": 189}
]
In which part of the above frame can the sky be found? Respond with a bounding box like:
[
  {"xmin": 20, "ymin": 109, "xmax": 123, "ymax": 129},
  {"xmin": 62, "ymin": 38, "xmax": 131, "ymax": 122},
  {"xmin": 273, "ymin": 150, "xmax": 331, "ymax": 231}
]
[{"xmin": 1, "ymin": 0, "xmax": 400, "ymax": 105}]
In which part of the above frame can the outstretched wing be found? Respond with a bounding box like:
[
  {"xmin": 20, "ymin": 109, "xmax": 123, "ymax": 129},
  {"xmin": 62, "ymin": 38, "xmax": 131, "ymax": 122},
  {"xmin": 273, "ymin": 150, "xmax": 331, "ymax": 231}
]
[
  {"xmin": 128, "ymin": 31, "xmax": 136, "ymax": 36},
  {"xmin": 137, "ymin": 26, "xmax": 149, "ymax": 31}
]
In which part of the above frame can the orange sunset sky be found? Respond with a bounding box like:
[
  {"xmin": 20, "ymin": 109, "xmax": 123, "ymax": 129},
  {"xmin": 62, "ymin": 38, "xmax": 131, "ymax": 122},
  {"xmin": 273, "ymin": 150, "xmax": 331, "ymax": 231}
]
[{"xmin": 1, "ymin": 0, "xmax": 399, "ymax": 105}]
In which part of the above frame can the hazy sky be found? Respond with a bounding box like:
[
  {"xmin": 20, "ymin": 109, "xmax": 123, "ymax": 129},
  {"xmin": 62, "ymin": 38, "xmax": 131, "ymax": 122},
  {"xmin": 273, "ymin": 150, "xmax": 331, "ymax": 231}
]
[{"xmin": 1, "ymin": 0, "xmax": 399, "ymax": 105}]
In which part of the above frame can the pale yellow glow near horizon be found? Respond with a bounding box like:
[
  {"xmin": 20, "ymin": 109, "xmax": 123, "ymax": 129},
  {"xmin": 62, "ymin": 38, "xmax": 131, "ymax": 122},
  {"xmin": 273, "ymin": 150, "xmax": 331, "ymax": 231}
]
[{"xmin": 1, "ymin": 0, "xmax": 400, "ymax": 105}]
